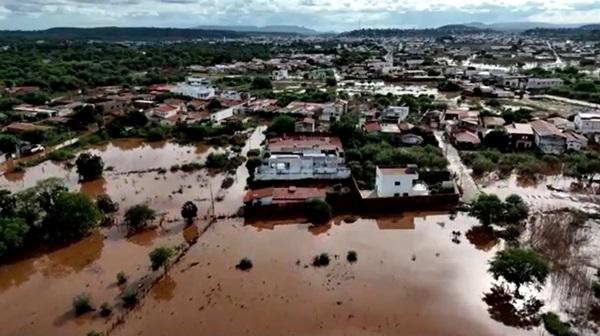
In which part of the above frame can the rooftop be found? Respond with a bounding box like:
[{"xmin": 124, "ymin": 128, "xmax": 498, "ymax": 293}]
[
  {"xmin": 530, "ymin": 120, "xmax": 565, "ymax": 138},
  {"xmin": 267, "ymin": 136, "xmax": 343, "ymax": 153},
  {"xmin": 504, "ymin": 122, "xmax": 534, "ymax": 135}
]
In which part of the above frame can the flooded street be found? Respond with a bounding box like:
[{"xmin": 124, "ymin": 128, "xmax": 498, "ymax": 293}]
[{"xmin": 111, "ymin": 213, "xmax": 542, "ymax": 336}]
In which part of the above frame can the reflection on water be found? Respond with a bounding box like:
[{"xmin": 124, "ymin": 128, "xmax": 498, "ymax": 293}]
[
  {"xmin": 152, "ymin": 275, "xmax": 177, "ymax": 302},
  {"xmin": 483, "ymin": 285, "xmax": 543, "ymax": 329}
]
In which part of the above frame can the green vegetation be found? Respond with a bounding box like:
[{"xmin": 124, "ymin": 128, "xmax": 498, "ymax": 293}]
[
  {"xmin": 542, "ymin": 312, "xmax": 575, "ymax": 336},
  {"xmin": 75, "ymin": 153, "xmax": 104, "ymax": 181},
  {"xmin": 235, "ymin": 258, "xmax": 254, "ymax": 271},
  {"xmin": 250, "ymin": 77, "xmax": 272, "ymax": 90},
  {"xmin": 99, "ymin": 302, "xmax": 112, "ymax": 317},
  {"xmin": 120, "ymin": 288, "xmax": 139, "ymax": 308},
  {"xmin": 267, "ymin": 115, "xmax": 296, "ymax": 135},
  {"xmin": 305, "ymin": 199, "xmax": 332, "ymax": 225},
  {"xmin": 469, "ymin": 194, "xmax": 529, "ymax": 226},
  {"xmin": 72, "ymin": 294, "xmax": 93, "ymax": 316},
  {"xmin": 312, "ymin": 253, "xmax": 331, "ymax": 267},
  {"xmin": 271, "ymin": 88, "xmax": 334, "ymax": 107},
  {"xmin": 347, "ymin": 251, "xmax": 358, "ymax": 264},
  {"xmin": 180, "ymin": 201, "xmax": 198, "ymax": 224},
  {"xmin": 96, "ymin": 195, "xmax": 119, "ymax": 214},
  {"xmin": 489, "ymin": 247, "xmax": 550, "ymax": 293},
  {"xmin": 563, "ymin": 151, "xmax": 600, "ymax": 185},
  {"xmin": 0, "ymin": 41, "xmax": 271, "ymax": 93},
  {"xmin": 149, "ymin": 246, "xmax": 174, "ymax": 272},
  {"xmin": 461, "ymin": 149, "xmax": 560, "ymax": 177},
  {"xmin": 116, "ymin": 271, "xmax": 127, "ymax": 285},
  {"xmin": 0, "ymin": 180, "xmax": 102, "ymax": 257},
  {"xmin": 205, "ymin": 152, "xmax": 245, "ymax": 174},
  {"xmin": 124, "ymin": 204, "xmax": 156, "ymax": 233},
  {"xmin": 43, "ymin": 192, "xmax": 101, "ymax": 243}
]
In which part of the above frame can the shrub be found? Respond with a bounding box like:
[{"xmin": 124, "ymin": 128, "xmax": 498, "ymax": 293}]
[
  {"xmin": 121, "ymin": 288, "xmax": 138, "ymax": 308},
  {"xmin": 305, "ymin": 199, "xmax": 332, "ymax": 225},
  {"xmin": 247, "ymin": 149, "xmax": 260, "ymax": 157},
  {"xmin": 205, "ymin": 153, "xmax": 228, "ymax": 169},
  {"xmin": 149, "ymin": 246, "xmax": 174, "ymax": 272},
  {"xmin": 235, "ymin": 258, "xmax": 253, "ymax": 271},
  {"xmin": 542, "ymin": 312, "xmax": 574, "ymax": 336},
  {"xmin": 99, "ymin": 302, "xmax": 112, "ymax": 317},
  {"xmin": 312, "ymin": 253, "xmax": 330, "ymax": 267},
  {"xmin": 75, "ymin": 153, "xmax": 104, "ymax": 181},
  {"xmin": 347, "ymin": 251, "xmax": 358, "ymax": 263},
  {"xmin": 124, "ymin": 204, "xmax": 156, "ymax": 233},
  {"xmin": 73, "ymin": 294, "xmax": 93, "ymax": 315},
  {"xmin": 87, "ymin": 331, "xmax": 103, "ymax": 336},
  {"xmin": 116, "ymin": 271, "xmax": 127, "ymax": 285}
]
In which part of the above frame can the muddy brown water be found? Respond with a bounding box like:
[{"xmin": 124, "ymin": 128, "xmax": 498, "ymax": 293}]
[
  {"xmin": 109, "ymin": 214, "xmax": 545, "ymax": 336},
  {"xmin": 0, "ymin": 131, "xmax": 569, "ymax": 336}
]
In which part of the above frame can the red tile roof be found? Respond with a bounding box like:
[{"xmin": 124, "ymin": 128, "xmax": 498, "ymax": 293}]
[{"xmin": 267, "ymin": 136, "xmax": 343, "ymax": 153}]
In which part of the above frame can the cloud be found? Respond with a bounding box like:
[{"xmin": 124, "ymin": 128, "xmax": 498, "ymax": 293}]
[{"xmin": 0, "ymin": 0, "xmax": 598, "ymax": 31}]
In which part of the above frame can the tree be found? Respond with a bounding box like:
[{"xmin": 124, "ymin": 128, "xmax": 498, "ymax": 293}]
[
  {"xmin": 0, "ymin": 135, "xmax": 20, "ymax": 155},
  {"xmin": 0, "ymin": 189, "xmax": 17, "ymax": 217},
  {"xmin": 251, "ymin": 76, "xmax": 272, "ymax": 90},
  {"xmin": 0, "ymin": 217, "xmax": 29, "ymax": 257},
  {"xmin": 305, "ymin": 199, "xmax": 332, "ymax": 225},
  {"xmin": 542, "ymin": 312, "xmax": 575, "ymax": 336},
  {"xmin": 206, "ymin": 99, "xmax": 222, "ymax": 111},
  {"xmin": 504, "ymin": 194, "xmax": 529, "ymax": 223},
  {"xmin": 96, "ymin": 195, "xmax": 118, "ymax": 214},
  {"xmin": 124, "ymin": 204, "xmax": 156, "ymax": 233},
  {"xmin": 149, "ymin": 246, "xmax": 174, "ymax": 272},
  {"xmin": 325, "ymin": 77, "xmax": 337, "ymax": 87},
  {"xmin": 75, "ymin": 153, "xmax": 104, "ymax": 181},
  {"xmin": 180, "ymin": 201, "xmax": 198, "ymax": 224},
  {"xmin": 120, "ymin": 288, "xmax": 138, "ymax": 308},
  {"xmin": 469, "ymin": 193, "xmax": 505, "ymax": 226},
  {"xmin": 70, "ymin": 104, "xmax": 103, "ymax": 128},
  {"xmin": 489, "ymin": 248, "xmax": 549, "ymax": 294},
  {"xmin": 42, "ymin": 192, "xmax": 101, "ymax": 243},
  {"xmin": 267, "ymin": 115, "xmax": 295, "ymax": 135}
]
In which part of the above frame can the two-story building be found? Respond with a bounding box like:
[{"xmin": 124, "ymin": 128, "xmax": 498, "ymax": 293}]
[
  {"xmin": 574, "ymin": 112, "xmax": 600, "ymax": 135},
  {"xmin": 504, "ymin": 123, "xmax": 535, "ymax": 150},
  {"xmin": 172, "ymin": 76, "xmax": 215, "ymax": 99},
  {"xmin": 530, "ymin": 120, "xmax": 566, "ymax": 154},
  {"xmin": 375, "ymin": 165, "xmax": 428, "ymax": 198}
]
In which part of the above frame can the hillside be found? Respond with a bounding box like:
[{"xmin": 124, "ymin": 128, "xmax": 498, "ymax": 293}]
[
  {"xmin": 193, "ymin": 25, "xmax": 319, "ymax": 35},
  {"xmin": 339, "ymin": 25, "xmax": 493, "ymax": 38}
]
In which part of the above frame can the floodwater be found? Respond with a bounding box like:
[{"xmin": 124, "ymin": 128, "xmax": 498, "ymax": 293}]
[
  {"xmin": 0, "ymin": 129, "xmax": 264, "ymax": 336},
  {"xmin": 110, "ymin": 213, "xmax": 547, "ymax": 336}
]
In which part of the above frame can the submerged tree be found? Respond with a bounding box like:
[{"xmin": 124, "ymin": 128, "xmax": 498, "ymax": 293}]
[
  {"xmin": 75, "ymin": 153, "xmax": 104, "ymax": 181},
  {"xmin": 489, "ymin": 247, "xmax": 550, "ymax": 295},
  {"xmin": 180, "ymin": 201, "xmax": 198, "ymax": 224},
  {"xmin": 149, "ymin": 246, "xmax": 174, "ymax": 272},
  {"xmin": 42, "ymin": 192, "xmax": 101, "ymax": 243},
  {"xmin": 305, "ymin": 199, "xmax": 332, "ymax": 225},
  {"xmin": 124, "ymin": 204, "xmax": 156, "ymax": 233}
]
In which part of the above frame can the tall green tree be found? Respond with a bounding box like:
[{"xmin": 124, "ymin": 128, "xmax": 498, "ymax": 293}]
[
  {"xmin": 0, "ymin": 217, "xmax": 29, "ymax": 257},
  {"xmin": 267, "ymin": 115, "xmax": 296, "ymax": 135},
  {"xmin": 75, "ymin": 153, "xmax": 104, "ymax": 181},
  {"xmin": 124, "ymin": 204, "xmax": 156, "ymax": 233},
  {"xmin": 149, "ymin": 246, "xmax": 174, "ymax": 272},
  {"xmin": 489, "ymin": 248, "xmax": 549, "ymax": 294},
  {"xmin": 180, "ymin": 201, "xmax": 198, "ymax": 224},
  {"xmin": 42, "ymin": 192, "xmax": 101, "ymax": 242}
]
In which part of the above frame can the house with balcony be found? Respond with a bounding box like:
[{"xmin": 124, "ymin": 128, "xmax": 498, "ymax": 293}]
[{"xmin": 254, "ymin": 136, "xmax": 351, "ymax": 181}]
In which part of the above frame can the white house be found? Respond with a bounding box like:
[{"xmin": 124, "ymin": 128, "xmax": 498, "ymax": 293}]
[
  {"xmin": 574, "ymin": 112, "xmax": 600, "ymax": 135},
  {"xmin": 172, "ymin": 76, "xmax": 215, "ymax": 99},
  {"xmin": 272, "ymin": 69, "xmax": 289, "ymax": 81},
  {"xmin": 220, "ymin": 90, "xmax": 243, "ymax": 101},
  {"xmin": 375, "ymin": 165, "xmax": 428, "ymax": 198},
  {"xmin": 320, "ymin": 100, "xmax": 348, "ymax": 122},
  {"xmin": 381, "ymin": 106, "xmax": 409, "ymax": 123}
]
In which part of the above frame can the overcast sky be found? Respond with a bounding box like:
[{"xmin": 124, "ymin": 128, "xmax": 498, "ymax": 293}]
[{"xmin": 0, "ymin": 0, "xmax": 599, "ymax": 31}]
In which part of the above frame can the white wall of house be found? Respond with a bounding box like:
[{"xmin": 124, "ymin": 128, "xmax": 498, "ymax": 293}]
[
  {"xmin": 525, "ymin": 78, "xmax": 563, "ymax": 90},
  {"xmin": 574, "ymin": 113, "xmax": 600, "ymax": 134},
  {"xmin": 375, "ymin": 167, "xmax": 419, "ymax": 197},
  {"xmin": 534, "ymin": 134, "xmax": 565, "ymax": 155}
]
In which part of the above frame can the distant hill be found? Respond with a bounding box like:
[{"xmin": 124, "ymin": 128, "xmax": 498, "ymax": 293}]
[
  {"xmin": 466, "ymin": 21, "xmax": 593, "ymax": 32},
  {"xmin": 523, "ymin": 27, "xmax": 600, "ymax": 41},
  {"xmin": 339, "ymin": 25, "xmax": 493, "ymax": 38},
  {"xmin": 0, "ymin": 27, "xmax": 299, "ymax": 42},
  {"xmin": 193, "ymin": 25, "xmax": 319, "ymax": 35}
]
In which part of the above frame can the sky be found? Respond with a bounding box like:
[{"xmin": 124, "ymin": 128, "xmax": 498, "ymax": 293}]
[{"xmin": 0, "ymin": 0, "xmax": 599, "ymax": 31}]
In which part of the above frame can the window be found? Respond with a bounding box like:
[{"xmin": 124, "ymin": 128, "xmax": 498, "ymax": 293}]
[
  {"xmin": 394, "ymin": 193, "xmax": 400, "ymax": 197},
  {"xmin": 394, "ymin": 181, "xmax": 401, "ymax": 186}
]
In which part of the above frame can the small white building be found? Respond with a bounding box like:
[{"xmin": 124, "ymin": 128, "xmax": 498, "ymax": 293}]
[
  {"xmin": 172, "ymin": 76, "xmax": 215, "ymax": 99},
  {"xmin": 272, "ymin": 69, "xmax": 289, "ymax": 81},
  {"xmin": 375, "ymin": 165, "xmax": 428, "ymax": 198},
  {"xmin": 574, "ymin": 112, "xmax": 600, "ymax": 135}
]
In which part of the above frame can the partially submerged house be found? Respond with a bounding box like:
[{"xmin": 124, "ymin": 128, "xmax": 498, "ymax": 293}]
[
  {"xmin": 530, "ymin": 119, "xmax": 566, "ymax": 155},
  {"xmin": 243, "ymin": 186, "xmax": 327, "ymax": 206}
]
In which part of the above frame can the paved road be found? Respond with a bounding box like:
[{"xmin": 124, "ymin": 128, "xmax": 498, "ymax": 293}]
[{"xmin": 434, "ymin": 131, "xmax": 480, "ymax": 202}]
